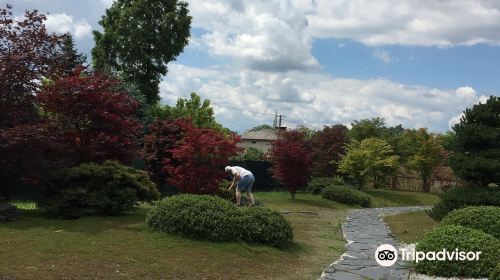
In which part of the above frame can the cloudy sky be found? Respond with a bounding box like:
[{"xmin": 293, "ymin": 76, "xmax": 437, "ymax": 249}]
[{"xmin": 5, "ymin": 0, "xmax": 500, "ymax": 132}]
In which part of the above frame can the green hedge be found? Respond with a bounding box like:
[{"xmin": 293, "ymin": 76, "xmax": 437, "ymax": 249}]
[
  {"xmin": 39, "ymin": 161, "xmax": 159, "ymax": 218},
  {"xmin": 307, "ymin": 176, "xmax": 343, "ymax": 194},
  {"xmin": 441, "ymin": 206, "xmax": 500, "ymax": 239},
  {"xmin": 146, "ymin": 194, "xmax": 293, "ymax": 247},
  {"xmin": 321, "ymin": 185, "xmax": 371, "ymax": 207},
  {"xmin": 238, "ymin": 207, "xmax": 293, "ymax": 247},
  {"xmin": 146, "ymin": 194, "xmax": 239, "ymax": 241},
  {"xmin": 428, "ymin": 186, "xmax": 500, "ymax": 221},
  {"xmin": 490, "ymin": 263, "xmax": 500, "ymax": 280},
  {"xmin": 415, "ymin": 225, "xmax": 500, "ymax": 277}
]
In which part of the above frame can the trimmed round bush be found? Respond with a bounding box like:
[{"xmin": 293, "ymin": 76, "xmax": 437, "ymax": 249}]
[
  {"xmin": 307, "ymin": 176, "xmax": 343, "ymax": 194},
  {"xmin": 441, "ymin": 206, "xmax": 500, "ymax": 239},
  {"xmin": 428, "ymin": 186, "xmax": 500, "ymax": 221},
  {"xmin": 39, "ymin": 161, "xmax": 159, "ymax": 218},
  {"xmin": 146, "ymin": 194, "xmax": 240, "ymax": 241},
  {"xmin": 146, "ymin": 194, "xmax": 293, "ymax": 247},
  {"xmin": 238, "ymin": 207, "xmax": 293, "ymax": 247},
  {"xmin": 490, "ymin": 263, "xmax": 500, "ymax": 280},
  {"xmin": 415, "ymin": 225, "xmax": 500, "ymax": 277},
  {"xmin": 321, "ymin": 185, "xmax": 371, "ymax": 207}
]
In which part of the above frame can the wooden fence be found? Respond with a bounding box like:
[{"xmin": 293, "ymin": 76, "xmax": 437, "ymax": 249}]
[{"xmin": 390, "ymin": 167, "xmax": 465, "ymax": 194}]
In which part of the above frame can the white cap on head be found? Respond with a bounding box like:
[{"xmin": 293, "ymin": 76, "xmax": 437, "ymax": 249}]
[{"xmin": 224, "ymin": 166, "xmax": 231, "ymax": 173}]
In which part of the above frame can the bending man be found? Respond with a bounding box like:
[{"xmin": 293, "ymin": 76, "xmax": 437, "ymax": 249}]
[{"xmin": 225, "ymin": 166, "xmax": 255, "ymax": 206}]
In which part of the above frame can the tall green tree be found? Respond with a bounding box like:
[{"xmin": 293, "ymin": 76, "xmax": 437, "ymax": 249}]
[
  {"xmin": 150, "ymin": 92, "xmax": 227, "ymax": 133},
  {"xmin": 447, "ymin": 96, "xmax": 500, "ymax": 186},
  {"xmin": 241, "ymin": 147, "xmax": 266, "ymax": 161},
  {"xmin": 57, "ymin": 33, "xmax": 87, "ymax": 76},
  {"xmin": 348, "ymin": 117, "xmax": 386, "ymax": 141},
  {"xmin": 402, "ymin": 128, "xmax": 443, "ymax": 192},
  {"xmin": 92, "ymin": 0, "xmax": 191, "ymax": 104},
  {"xmin": 338, "ymin": 138, "xmax": 399, "ymax": 188},
  {"xmin": 248, "ymin": 124, "xmax": 272, "ymax": 132}
]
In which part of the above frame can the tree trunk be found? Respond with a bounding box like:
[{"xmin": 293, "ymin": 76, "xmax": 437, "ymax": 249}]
[
  {"xmin": 290, "ymin": 191, "xmax": 296, "ymax": 199},
  {"xmin": 422, "ymin": 174, "xmax": 430, "ymax": 193}
]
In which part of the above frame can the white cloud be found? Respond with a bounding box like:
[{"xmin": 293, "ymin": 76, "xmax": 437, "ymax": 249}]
[
  {"xmin": 373, "ymin": 50, "xmax": 393, "ymax": 64},
  {"xmin": 307, "ymin": 0, "xmax": 500, "ymax": 46},
  {"xmin": 160, "ymin": 64, "xmax": 487, "ymax": 132},
  {"xmin": 100, "ymin": 0, "xmax": 114, "ymax": 7},
  {"xmin": 447, "ymin": 91, "xmax": 490, "ymax": 128},
  {"xmin": 45, "ymin": 13, "xmax": 92, "ymax": 39},
  {"xmin": 188, "ymin": 0, "xmax": 318, "ymax": 71},
  {"xmin": 183, "ymin": 0, "xmax": 500, "ymax": 77}
]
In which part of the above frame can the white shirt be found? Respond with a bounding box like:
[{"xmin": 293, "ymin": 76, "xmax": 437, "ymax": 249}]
[{"xmin": 228, "ymin": 166, "xmax": 252, "ymax": 178}]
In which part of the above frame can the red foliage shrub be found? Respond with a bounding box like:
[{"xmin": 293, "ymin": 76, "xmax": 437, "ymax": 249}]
[
  {"xmin": 0, "ymin": 5, "xmax": 65, "ymax": 128},
  {"xmin": 38, "ymin": 70, "xmax": 141, "ymax": 164},
  {"xmin": 310, "ymin": 125, "xmax": 349, "ymax": 177},
  {"xmin": 0, "ymin": 122, "xmax": 71, "ymax": 184},
  {"xmin": 144, "ymin": 119, "xmax": 241, "ymax": 194},
  {"xmin": 144, "ymin": 119, "xmax": 188, "ymax": 186},
  {"xmin": 270, "ymin": 130, "xmax": 312, "ymax": 198}
]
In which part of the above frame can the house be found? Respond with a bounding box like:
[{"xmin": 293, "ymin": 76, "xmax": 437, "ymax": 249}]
[{"xmin": 238, "ymin": 128, "xmax": 279, "ymax": 153}]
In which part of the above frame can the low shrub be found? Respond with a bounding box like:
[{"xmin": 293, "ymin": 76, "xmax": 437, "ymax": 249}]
[
  {"xmin": 441, "ymin": 206, "xmax": 500, "ymax": 239},
  {"xmin": 428, "ymin": 186, "xmax": 500, "ymax": 221},
  {"xmin": 146, "ymin": 194, "xmax": 293, "ymax": 246},
  {"xmin": 415, "ymin": 225, "xmax": 500, "ymax": 277},
  {"xmin": 307, "ymin": 176, "xmax": 344, "ymax": 194},
  {"xmin": 321, "ymin": 185, "xmax": 371, "ymax": 207},
  {"xmin": 39, "ymin": 161, "xmax": 159, "ymax": 218},
  {"xmin": 146, "ymin": 194, "xmax": 240, "ymax": 241},
  {"xmin": 216, "ymin": 180, "xmax": 235, "ymax": 202},
  {"xmin": 238, "ymin": 207, "xmax": 293, "ymax": 247},
  {"xmin": 490, "ymin": 263, "xmax": 500, "ymax": 280}
]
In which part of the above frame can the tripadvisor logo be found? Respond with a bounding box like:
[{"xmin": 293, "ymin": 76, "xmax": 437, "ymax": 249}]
[{"xmin": 375, "ymin": 244, "xmax": 482, "ymax": 267}]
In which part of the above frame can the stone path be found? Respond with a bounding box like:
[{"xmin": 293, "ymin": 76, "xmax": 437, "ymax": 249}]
[{"xmin": 319, "ymin": 206, "xmax": 431, "ymax": 280}]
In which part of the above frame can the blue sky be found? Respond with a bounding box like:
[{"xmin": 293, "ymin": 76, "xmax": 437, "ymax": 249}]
[{"xmin": 5, "ymin": 0, "xmax": 500, "ymax": 132}]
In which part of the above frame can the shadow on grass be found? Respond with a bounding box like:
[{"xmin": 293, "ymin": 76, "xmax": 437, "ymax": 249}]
[
  {"xmin": 364, "ymin": 189, "xmax": 423, "ymax": 207},
  {"xmin": 0, "ymin": 207, "xmax": 149, "ymax": 235},
  {"xmin": 285, "ymin": 198, "xmax": 354, "ymax": 210}
]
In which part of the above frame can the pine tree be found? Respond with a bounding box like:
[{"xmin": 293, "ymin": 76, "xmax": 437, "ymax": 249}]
[
  {"xmin": 58, "ymin": 33, "xmax": 87, "ymax": 76},
  {"xmin": 448, "ymin": 96, "xmax": 500, "ymax": 186}
]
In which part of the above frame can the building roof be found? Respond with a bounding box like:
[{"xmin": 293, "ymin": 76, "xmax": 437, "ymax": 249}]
[{"xmin": 240, "ymin": 128, "xmax": 279, "ymax": 141}]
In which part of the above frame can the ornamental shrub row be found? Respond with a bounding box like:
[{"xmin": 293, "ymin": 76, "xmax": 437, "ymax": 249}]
[
  {"xmin": 307, "ymin": 176, "xmax": 343, "ymax": 194},
  {"xmin": 321, "ymin": 185, "xmax": 371, "ymax": 207},
  {"xmin": 428, "ymin": 186, "xmax": 500, "ymax": 221},
  {"xmin": 440, "ymin": 206, "xmax": 500, "ymax": 239},
  {"xmin": 414, "ymin": 225, "xmax": 500, "ymax": 278},
  {"xmin": 146, "ymin": 194, "xmax": 293, "ymax": 247},
  {"xmin": 38, "ymin": 161, "xmax": 159, "ymax": 219}
]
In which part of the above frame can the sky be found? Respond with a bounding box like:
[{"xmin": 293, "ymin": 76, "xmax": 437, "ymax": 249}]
[{"xmin": 5, "ymin": 0, "xmax": 500, "ymax": 133}]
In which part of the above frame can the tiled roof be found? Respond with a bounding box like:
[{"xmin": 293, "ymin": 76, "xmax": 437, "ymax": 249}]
[{"xmin": 240, "ymin": 128, "xmax": 279, "ymax": 141}]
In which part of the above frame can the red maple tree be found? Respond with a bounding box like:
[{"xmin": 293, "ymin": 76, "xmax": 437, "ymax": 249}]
[
  {"xmin": 144, "ymin": 118, "xmax": 189, "ymax": 187},
  {"xmin": 310, "ymin": 125, "xmax": 349, "ymax": 177},
  {"xmin": 270, "ymin": 130, "xmax": 312, "ymax": 199},
  {"xmin": 0, "ymin": 5, "xmax": 65, "ymax": 128},
  {"xmin": 38, "ymin": 70, "xmax": 142, "ymax": 164},
  {"xmin": 144, "ymin": 119, "xmax": 241, "ymax": 194}
]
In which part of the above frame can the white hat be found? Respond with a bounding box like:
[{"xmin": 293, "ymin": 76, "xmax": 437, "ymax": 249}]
[{"xmin": 224, "ymin": 166, "xmax": 231, "ymax": 172}]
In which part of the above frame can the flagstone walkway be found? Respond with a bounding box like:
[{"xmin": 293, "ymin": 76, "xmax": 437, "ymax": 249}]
[{"xmin": 318, "ymin": 206, "xmax": 431, "ymax": 280}]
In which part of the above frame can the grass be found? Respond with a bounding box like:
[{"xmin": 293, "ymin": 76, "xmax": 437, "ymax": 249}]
[
  {"xmin": 384, "ymin": 211, "xmax": 438, "ymax": 244},
  {"xmin": 0, "ymin": 189, "xmax": 440, "ymax": 279},
  {"xmin": 0, "ymin": 191, "xmax": 349, "ymax": 280},
  {"xmin": 10, "ymin": 200, "xmax": 37, "ymax": 210},
  {"xmin": 363, "ymin": 188, "xmax": 439, "ymax": 207}
]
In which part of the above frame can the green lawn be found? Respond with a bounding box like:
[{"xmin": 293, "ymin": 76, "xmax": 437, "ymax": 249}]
[
  {"xmin": 0, "ymin": 192, "xmax": 349, "ymax": 280},
  {"xmin": 363, "ymin": 188, "xmax": 439, "ymax": 207},
  {"xmin": 0, "ymin": 189, "xmax": 439, "ymax": 279},
  {"xmin": 384, "ymin": 211, "xmax": 438, "ymax": 244}
]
